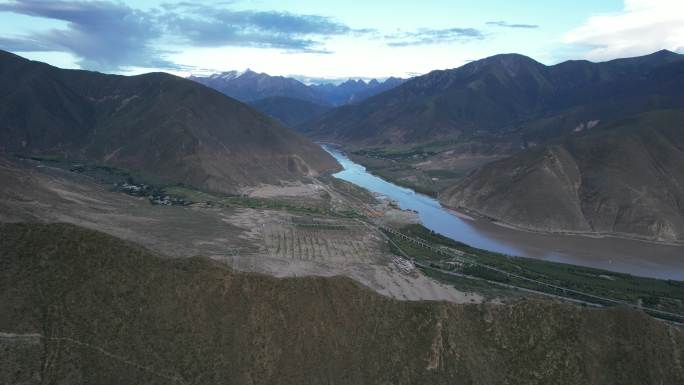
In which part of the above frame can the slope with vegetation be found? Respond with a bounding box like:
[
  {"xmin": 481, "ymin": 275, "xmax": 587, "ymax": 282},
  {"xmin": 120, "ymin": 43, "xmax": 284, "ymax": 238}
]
[{"xmin": 1, "ymin": 222, "xmax": 683, "ymax": 385}]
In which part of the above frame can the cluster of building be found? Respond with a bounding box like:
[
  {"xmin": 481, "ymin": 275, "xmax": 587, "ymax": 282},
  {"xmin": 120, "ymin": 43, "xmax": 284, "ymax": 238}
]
[
  {"xmin": 116, "ymin": 181, "xmax": 187, "ymax": 206},
  {"xmin": 391, "ymin": 255, "xmax": 416, "ymax": 274}
]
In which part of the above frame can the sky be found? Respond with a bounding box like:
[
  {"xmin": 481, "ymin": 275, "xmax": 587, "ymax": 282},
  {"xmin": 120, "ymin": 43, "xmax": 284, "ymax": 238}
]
[{"xmin": 0, "ymin": 0, "xmax": 682, "ymax": 80}]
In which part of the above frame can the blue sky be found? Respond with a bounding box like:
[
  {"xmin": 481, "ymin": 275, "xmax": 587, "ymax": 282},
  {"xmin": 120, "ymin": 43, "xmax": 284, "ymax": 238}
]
[{"xmin": 0, "ymin": 0, "xmax": 682, "ymax": 79}]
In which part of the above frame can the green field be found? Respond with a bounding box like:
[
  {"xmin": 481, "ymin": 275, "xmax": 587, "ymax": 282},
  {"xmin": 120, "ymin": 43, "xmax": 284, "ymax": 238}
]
[
  {"xmin": 164, "ymin": 185, "xmax": 362, "ymax": 218},
  {"xmin": 387, "ymin": 224, "xmax": 684, "ymax": 320}
]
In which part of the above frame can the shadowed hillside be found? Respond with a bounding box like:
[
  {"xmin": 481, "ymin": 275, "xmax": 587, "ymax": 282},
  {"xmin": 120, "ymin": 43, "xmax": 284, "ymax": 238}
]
[
  {"xmin": 248, "ymin": 96, "xmax": 330, "ymax": 127},
  {"xmin": 1, "ymin": 222, "xmax": 683, "ymax": 385},
  {"xmin": 302, "ymin": 50, "xmax": 684, "ymax": 148},
  {"xmin": 0, "ymin": 50, "xmax": 340, "ymax": 194}
]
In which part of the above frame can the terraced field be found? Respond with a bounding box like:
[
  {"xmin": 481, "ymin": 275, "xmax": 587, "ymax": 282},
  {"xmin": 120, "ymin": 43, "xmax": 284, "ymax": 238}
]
[{"xmin": 262, "ymin": 221, "xmax": 384, "ymax": 264}]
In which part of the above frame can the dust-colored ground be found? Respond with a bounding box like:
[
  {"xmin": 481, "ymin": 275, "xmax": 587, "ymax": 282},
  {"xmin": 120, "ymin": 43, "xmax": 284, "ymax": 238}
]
[
  {"xmin": 375, "ymin": 200, "xmax": 421, "ymax": 226},
  {"xmin": 0, "ymin": 156, "xmax": 483, "ymax": 304},
  {"xmin": 241, "ymin": 181, "xmax": 324, "ymax": 198}
]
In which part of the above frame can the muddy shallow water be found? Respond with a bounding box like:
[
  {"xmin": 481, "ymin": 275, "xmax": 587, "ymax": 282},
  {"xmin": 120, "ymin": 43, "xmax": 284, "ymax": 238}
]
[{"xmin": 323, "ymin": 146, "xmax": 684, "ymax": 280}]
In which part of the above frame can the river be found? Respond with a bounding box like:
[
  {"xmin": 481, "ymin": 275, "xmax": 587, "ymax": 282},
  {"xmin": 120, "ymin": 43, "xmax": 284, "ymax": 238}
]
[{"xmin": 323, "ymin": 146, "xmax": 684, "ymax": 280}]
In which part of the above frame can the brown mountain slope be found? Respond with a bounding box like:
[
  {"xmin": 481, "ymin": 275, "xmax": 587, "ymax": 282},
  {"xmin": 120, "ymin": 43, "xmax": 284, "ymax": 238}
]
[
  {"xmin": 1, "ymin": 222, "xmax": 683, "ymax": 385},
  {"xmin": 441, "ymin": 109, "xmax": 684, "ymax": 243},
  {"xmin": 0, "ymin": 50, "xmax": 339, "ymax": 194}
]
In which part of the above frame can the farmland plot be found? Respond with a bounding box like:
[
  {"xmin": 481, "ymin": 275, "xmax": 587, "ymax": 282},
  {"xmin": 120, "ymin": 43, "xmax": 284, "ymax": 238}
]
[{"xmin": 262, "ymin": 222, "xmax": 385, "ymax": 264}]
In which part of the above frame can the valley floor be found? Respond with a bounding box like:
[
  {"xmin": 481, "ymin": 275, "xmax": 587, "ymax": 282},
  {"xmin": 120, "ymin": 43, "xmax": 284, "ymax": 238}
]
[
  {"xmin": 3, "ymin": 154, "xmax": 684, "ymax": 317},
  {"xmin": 0, "ymin": 155, "xmax": 484, "ymax": 304}
]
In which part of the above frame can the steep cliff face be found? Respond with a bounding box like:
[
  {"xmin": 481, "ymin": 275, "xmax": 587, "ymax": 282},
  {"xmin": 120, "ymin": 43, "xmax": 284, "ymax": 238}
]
[
  {"xmin": 441, "ymin": 110, "xmax": 684, "ymax": 242},
  {"xmin": 1, "ymin": 223, "xmax": 683, "ymax": 385}
]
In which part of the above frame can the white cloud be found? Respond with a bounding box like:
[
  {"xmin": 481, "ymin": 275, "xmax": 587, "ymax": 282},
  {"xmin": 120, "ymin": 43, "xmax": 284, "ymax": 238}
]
[{"xmin": 564, "ymin": 0, "xmax": 684, "ymax": 61}]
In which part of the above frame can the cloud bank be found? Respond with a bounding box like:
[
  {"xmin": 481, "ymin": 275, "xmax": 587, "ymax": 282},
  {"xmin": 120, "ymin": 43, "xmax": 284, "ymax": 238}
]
[
  {"xmin": 0, "ymin": 0, "xmax": 171, "ymax": 71},
  {"xmin": 0, "ymin": 0, "xmax": 359, "ymax": 70},
  {"xmin": 564, "ymin": 0, "xmax": 684, "ymax": 61},
  {"xmin": 159, "ymin": 2, "xmax": 354, "ymax": 53},
  {"xmin": 486, "ymin": 21, "xmax": 539, "ymax": 29},
  {"xmin": 385, "ymin": 27, "xmax": 484, "ymax": 47}
]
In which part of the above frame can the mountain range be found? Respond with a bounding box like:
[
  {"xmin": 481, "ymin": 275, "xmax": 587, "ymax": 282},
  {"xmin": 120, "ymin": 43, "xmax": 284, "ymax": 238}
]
[
  {"xmin": 301, "ymin": 50, "xmax": 684, "ymax": 148},
  {"xmin": 0, "ymin": 50, "xmax": 339, "ymax": 194},
  {"xmin": 3, "ymin": 48, "xmax": 683, "ymax": 241},
  {"xmin": 189, "ymin": 70, "xmax": 404, "ymax": 106},
  {"xmin": 1, "ymin": 39, "xmax": 684, "ymax": 385},
  {"xmin": 297, "ymin": 49, "xmax": 684, "ymax": 242},
  {"xmin": 309, "ymin": 77, "xmax": 406, "ymax": 105},
  {"xmin": 188, "ymin": 70, "xmax": 405, "ymax": 125}
]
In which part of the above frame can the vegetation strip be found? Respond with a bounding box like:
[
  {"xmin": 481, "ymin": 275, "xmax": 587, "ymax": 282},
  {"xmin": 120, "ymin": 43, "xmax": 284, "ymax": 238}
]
[{"xmin": 381, "ymin": 225, "xmax": 684, "ymax": 321}]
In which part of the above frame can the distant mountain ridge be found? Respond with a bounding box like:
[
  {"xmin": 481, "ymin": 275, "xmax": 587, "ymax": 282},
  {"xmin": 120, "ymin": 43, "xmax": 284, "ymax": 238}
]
[
  {"xmin": 189, "ymin": 69, "xmax": 322, "ymax": 105},
  {"xmin": 0, "ymin": 50, "xmax": 340, "ymax": 194},
  {"xmin": 188, "ymin": 70, "xmax": 405, "ymax": 106},
  {"xmin": 309, "ymin": 77, "xmax": 405, "ymax": 105},
  {"xmin": 247, "ymin": 96, "xmax": 331, "ymax": 127},
  {"xmin": 301, "ymin": 50, "xmax": 684, "ymax": 148}
]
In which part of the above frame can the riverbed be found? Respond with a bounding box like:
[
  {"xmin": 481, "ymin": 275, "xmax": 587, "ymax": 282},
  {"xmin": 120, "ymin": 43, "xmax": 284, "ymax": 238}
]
[{"xmin": 323, "ymin": 146, "xmax": 684, "ymax": 280}]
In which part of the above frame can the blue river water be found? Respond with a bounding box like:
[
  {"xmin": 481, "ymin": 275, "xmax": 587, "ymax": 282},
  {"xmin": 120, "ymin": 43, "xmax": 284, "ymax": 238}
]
[
  {"xmin": 323, "ymin": 145, "xmax": 684, "ymax": 280},
  {"xmin": 324, "ymin": 146, "xmax": 523, "ymax": 255}
]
